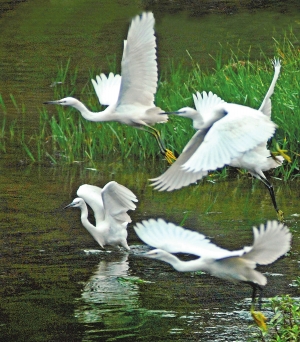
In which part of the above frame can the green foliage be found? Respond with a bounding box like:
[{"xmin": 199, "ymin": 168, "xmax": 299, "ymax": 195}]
[
  {"xmin": 4, "ymin": 31, "xmax": 300, "ymax": 179},
  {"xmin": 0, "ymin": 96, "xmax": 17, "ymax": 153},
  {"xmin": 0, "ymin": 116, "xmax": 6, "ymax": 153},
  {"xmin": 255, "ymin": 295, "xmax": 300, "ymax": 341}
]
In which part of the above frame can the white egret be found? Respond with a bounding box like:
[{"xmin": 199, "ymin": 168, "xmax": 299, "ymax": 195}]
[
  {"xmin": 44, "ymin": 12, "xmax": 176, "ymax": 163},
  {"xmin": 151, "ymin": 59, "xmax": 284, "ymax": 220},
  {"xmin": 134, "ymin": 218, "xmax": 291, "ymax": 328},
  {"xmin": 64, "ymin": 182, "xmax": 138, "ymax": 250}
]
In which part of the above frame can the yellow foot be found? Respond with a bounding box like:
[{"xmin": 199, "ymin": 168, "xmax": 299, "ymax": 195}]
[
  {"xmin": 251, "ymin": 308, "xmax": 268, "ymax": 332},
  {"xmin": 271, "ymin": 143, "xmax": 292, "ymax": 163},
  {"xmin": 277, "ymin": 209, "xmax": 284, "ymax": 222},
  {"xmin": 165, "ymin": 149, "xmax": 177, "ymax": 164}
]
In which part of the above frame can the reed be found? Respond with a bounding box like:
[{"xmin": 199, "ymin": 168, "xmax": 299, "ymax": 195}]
[
  {"xmin": 9, "ymin": 30, "xmax": 300, "ymax": 179},
  {"xmin": 0, "ymin": 116, "xmax": 6, "ymax": 153}
]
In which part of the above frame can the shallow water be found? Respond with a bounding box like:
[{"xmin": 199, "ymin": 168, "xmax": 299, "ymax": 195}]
[
  {"xmin": 1, "ymin": 161, "xmax": 299, "ymax": 341},
  {"xmin": 0, "ymin": 0, "xmax": 300, "ymax": 341}
]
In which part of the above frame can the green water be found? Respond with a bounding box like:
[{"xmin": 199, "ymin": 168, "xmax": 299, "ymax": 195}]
[
  {"xmin": 1, "ymin": 160, "xmax": 299, "ymax": 341},
  {"xmin": 0, "ymin": 0, "xmax": 300, "ymax": 341}
]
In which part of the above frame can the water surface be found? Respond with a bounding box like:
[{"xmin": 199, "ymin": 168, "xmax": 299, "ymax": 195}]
[
  {"xmin": 1, "ymin": 160, "xmax": 299, "ymax": 341},
  {"xmin": 0, "ymin": 1, "xmax": 300, "ymax": 341}
]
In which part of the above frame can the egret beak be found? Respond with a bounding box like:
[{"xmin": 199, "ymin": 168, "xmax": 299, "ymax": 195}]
[
  {"xmin": 63, "ymin": 202, "xmax": 75, "ymax": 209},
  {"xmin": 43, "ymin": 100, "xmax": 61, "ymax": 105},
  {"xmin": 160, "ymin": 111, "xmax": 186, "ymax": 115},
  {"xmin": 132, "ymin": 251, "xmax": 153, "ymax": 258},
  {"xmin": 140, "ymin": 251, "xmax": 157, "ymax": 258}
]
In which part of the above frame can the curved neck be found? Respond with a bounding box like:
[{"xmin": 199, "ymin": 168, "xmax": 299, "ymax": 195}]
[
  {"xmin": 78, "ymin": 203, "xmax": 106, "ymax": 248},
  {"xmin": 79, "ymin": 203, "xmax": 96, "ymax": 234},
  {"xmin": 163, "ymin": 254, "xmax": 205, "ymax": 272},
  {"xmin": 72, "ymin": 102, "xmax": 116, "ymax": 122}
]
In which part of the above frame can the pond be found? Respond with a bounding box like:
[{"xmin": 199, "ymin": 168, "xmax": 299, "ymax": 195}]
[{"xmin": 0, "ymin": 0, "xmax": 299, "ymax": 341}]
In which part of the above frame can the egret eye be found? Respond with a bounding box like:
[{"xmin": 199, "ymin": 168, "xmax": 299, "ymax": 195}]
[
  {"xmin": 43, "ymin": 12, "xmax": 177, "ymax": 164},
  {"xmin": 64, "ymin": 182, "xmax": 137, "ymax": 251},
  {"xmin": 150, "ymin": 60, "xmax": 284, "ymax": 220},
  {"xmin": 133, "ymin": 218, "xmax": 291, "ymax": 331}
]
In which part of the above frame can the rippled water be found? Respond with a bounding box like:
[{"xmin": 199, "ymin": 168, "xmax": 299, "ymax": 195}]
[
  {"xmin": 1, "ymin": 160, "xmax": 299, "ymax": 341},
  {"xmin": 0, "ymin": 0, "xmax": 300, "ymax": 341}
]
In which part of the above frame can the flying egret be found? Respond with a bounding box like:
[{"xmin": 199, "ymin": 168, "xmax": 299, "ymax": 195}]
[
  {"xmin": 134, "ymin": 218, "xmax": 291, "ymax": 328},
  {"xmin": 44, "ymin": 12, "xmax": 176, "ymax": 164},
  {"xmin": 151, "ymin": 59, "xmax": 285, "ymax": 220},
  {"xmin": 64, "ymin": 182, "xmax": 138, "ymax": 250}
]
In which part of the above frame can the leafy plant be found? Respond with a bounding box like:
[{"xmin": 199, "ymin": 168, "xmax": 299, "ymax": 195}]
[
  {"xmin": 4, "ymin": 30, "xmax": 300, "ymax": 179},
  {"xmin": 254, "ymin": 295, "xmax": 300, "ymax": 341}
]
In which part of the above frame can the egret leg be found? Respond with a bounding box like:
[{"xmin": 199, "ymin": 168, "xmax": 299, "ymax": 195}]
[
  {"xmin": 141, "ymin": 126, "xmax": 177, "ymax": 164},
  {"xmin": 248, "ymin": 283, "xmax": 268, "ymax": 331},
  {"xmin": 258, "ymin": 176, "xmax": 284, "ymax": 221},
  {"xmin": 250, "ymin": 283, "xmax": 263, "ymax": 310}
]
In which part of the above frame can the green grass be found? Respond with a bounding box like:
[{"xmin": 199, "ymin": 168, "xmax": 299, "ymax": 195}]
[
  {"xmin": 0, "ymin": 96, "xmax": 18, "ymax": 153},
  {"xmin": 4, "ymin": 31, "xmax": 300, "ymax": 179}
]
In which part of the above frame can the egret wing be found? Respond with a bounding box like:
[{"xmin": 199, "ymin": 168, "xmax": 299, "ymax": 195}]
[
  {"xmin": 102, "ymin": 181, "xmax": 138, "ymax": 223},
  {"xmin": 134, "ymin": 218, "xmax": 232, "ymax": 259},
  {"xmin": 77, "ymin": 184, "xmax": 105, "ymax": 223},
  {"xmin": 241, "ymin": 220, "xmax": 291, "ymax": 265},
  {"xmin": 259, "ymin": 59, "xmax": 281, "ymax": 117},
  {"xmin": 193, "ymin": 91, "xmax": 225, "ymax": 127},
  {"xmin": 116, "ymin": 12, "xmax": 157, "ymax": 107},
  {"xmin": 150, "ymin": 129, "xmax": 209, "ymax": 191},
  {"xmin": 91, "ymin": 72, "xmax": 121, "ymax": 106},
  {"xmin": 183, "ymin": 104, "xmax": 277, "ymax": 172}
]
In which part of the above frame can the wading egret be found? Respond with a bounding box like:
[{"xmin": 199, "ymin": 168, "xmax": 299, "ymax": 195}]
[
  {"xmin": 44, "ymin": 12, "xmax": 176, "ymax": 163},
  {"xmin": 151, "ymin": 59, "xmax": 284, "ymax": 220},
  {"xmin": 134, "ymin": 218, "xmax": 291, "ymax": 328},
  {"xmin": 64, "ymin": 182, "xmax": 138, "ymax": 250}
]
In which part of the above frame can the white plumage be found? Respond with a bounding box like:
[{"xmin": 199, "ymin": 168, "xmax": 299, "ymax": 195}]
[
  {"xmin": 44, "ymin": 12, "xmax": 175, "ymax": 162},
  {"xmin": 91, "ymin": 72, "xmax": 121, "ymax": 106},
  {"xmin": 151, "ymin": 60, "xmax": 284, "ymax": 219},
  {"xmin": 65, "ymin": 182, "xmax": 138, "ymax": 250},
  {"xmin": 134, "ymin": 218, "xmax": 291, "ymax": 287}
]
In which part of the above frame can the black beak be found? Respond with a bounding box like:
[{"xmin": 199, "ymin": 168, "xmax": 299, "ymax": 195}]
[
  {"xmin": 43, "ymin": 100, "xmax": 60, "ymax": 105},
  {"xmin": 160, "ymin": 111, "xmax": 185, "ymax": 115},
  {"xmin": 63, "ymin": 202, "xmax": 74, "ymax": 209}
]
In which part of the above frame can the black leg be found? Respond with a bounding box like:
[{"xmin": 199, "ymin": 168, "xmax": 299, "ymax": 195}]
[
  {"xmin": 258, "ymin": 176, "xmax": 284, "ymax": 221},
  {"xmin": 258, "ymin": 286, "xmax": 263, "ymax": 311},
  {"xmin": 246, "ymin": 282, "xmax": 268, "ymax": 330},
  {"xmin": 251, "ymin": 283, "xmax": 257, "ymax": 305},
  {"xmin": 245, "ymin": 282, "xmax": 263, "ymax": 309}
]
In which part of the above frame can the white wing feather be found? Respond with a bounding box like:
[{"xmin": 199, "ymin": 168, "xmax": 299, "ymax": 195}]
[
  {"xmin": 183, "ymin": 104, "xmax": 277, "ymax": 172},
  {"xmin": 77, "ymin": 184, "xmax": 105, "ymax": 223},
  {"xmin": 102, "ymin": 181, "xmax": 138, "ymax": 223},
  {"xmin": 193, "ymin": 91, "xmax": 226, "ymax": 127},
  {"xmin": 117, "ymin": 12, "xmax": 157, "ymax": 107},
  {"xmin": 242, "ymin": 220, "xmax": 291, "ymax": 265},
  {"xmin": 91, "ymin": 72, "xmax": 121, "ymax": 106},
  {"xmin": 134, "ymin": 219, "xmax": 233, "ymax": 259},
  {"xmin": 150, "ymin": 130, "xmax": 209, "ymax": 191},
  {"xmin": 259, "ymin": 58, "xmax": 281, "ymax": 117}
]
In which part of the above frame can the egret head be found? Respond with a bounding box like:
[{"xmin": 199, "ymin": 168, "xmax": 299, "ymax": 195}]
[
  {"xmin": 175, "ymin": 107, "xmax": 199, "ymax": 117},
  {"xmin": 163, "ymin": 107, "xmax": 200, "ymax": 120},
  {"xmin": 64, "ymin": 197, "xmax": 85, "ymax": 209},
  {"xmin": 44, "ymin": 97, "xmax": 79, "ymax": 107},
  {"xmin": 144, "ymin": 249, "xmax": 169, "ymax": 261}
]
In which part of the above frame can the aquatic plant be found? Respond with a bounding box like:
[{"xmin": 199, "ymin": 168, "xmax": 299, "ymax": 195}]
[
  {"xmin": 0, "ymin": 117, "xmax": 6, "ymax": 153},
  {"xmin": 254, "ymin": 294, "xmax": 300, "ymax": 341},
  {"xmin": 12, "ymin": 30, "xmax": 300, "ymax": 179},
  {"xmin": 0, "ymin": 96, "xmax": 18, "ymax": 153}
]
